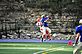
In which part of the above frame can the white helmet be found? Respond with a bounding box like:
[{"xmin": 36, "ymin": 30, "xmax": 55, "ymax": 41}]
[
  {"xmin": 41, "ymin": 15, "xmax": 45, "ymax": 18},
  {"xmin": 79, "ymin": 19, "xmax": 82, "ymax": 24},
  {"xmin": 46, "ymin": 16, "xmax": 49, "ymax": 18}
]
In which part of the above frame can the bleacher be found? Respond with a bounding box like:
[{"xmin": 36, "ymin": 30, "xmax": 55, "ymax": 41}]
[{"xmin": 0, "ymin": 0, "xmax": 77, "ymax": 40}]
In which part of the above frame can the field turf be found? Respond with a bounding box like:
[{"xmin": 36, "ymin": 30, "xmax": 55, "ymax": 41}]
[{"xmin": 0, "ymin": 42, "xmax": 74, "ymax": 54}]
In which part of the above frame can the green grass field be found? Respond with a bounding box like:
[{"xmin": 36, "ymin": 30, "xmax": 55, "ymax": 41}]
[{"xmin": 0, "ymin": 42, "xmax": 74, "ymax": 54}]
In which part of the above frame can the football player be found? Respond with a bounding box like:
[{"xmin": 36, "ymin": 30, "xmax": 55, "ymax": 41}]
[{"xmin": 73, "ymin": 19, "xmax": 82, "ymax": 54}]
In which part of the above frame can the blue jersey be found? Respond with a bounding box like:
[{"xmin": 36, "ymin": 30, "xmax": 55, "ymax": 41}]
[
  {"xmin": 43, "ymin": 22, "xmax": 48, "ymax": 27},
  {"xmin": 41, "ymin": 17, "xmax": 49, "ymax": 27},
  {"xmin": 75, "ymin": 25, "xmax": 82, "ymax": 42},
  {"xmin": 41, "ymin": 17, "xmax": 48, "ymax": 23}
]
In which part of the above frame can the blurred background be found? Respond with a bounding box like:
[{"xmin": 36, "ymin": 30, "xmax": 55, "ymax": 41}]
[{"xmin": 0, "ymin": 0, "xmax": 82, "ymax": 41}]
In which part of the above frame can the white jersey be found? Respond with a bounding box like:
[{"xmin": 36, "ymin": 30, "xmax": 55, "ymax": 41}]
[{"xmin": 36, "ymin": 22, "xmax": 42, "ymax": 26}]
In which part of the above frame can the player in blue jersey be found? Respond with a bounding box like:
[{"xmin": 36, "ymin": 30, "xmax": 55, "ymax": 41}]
[
  {"xmin": 40, "ymin": 15, "xmax": 52, "ymax": 41},
  {"xmin": 73, "ymin": 19, "xmax": 82, "ymax": 54},
  {"xmin": 41, "ymin": 15, "xmax": 49, "ymax": 23}
]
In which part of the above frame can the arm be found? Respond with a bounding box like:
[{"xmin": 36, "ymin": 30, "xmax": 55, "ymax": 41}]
[{"xmin": 75, "ymin": 33, "xmax": 80, "ymax": 44}]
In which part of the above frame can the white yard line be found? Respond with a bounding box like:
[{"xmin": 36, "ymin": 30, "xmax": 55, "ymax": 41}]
[
  {"xmin": 44, "ymin": 48, "xmax": 64, "ymax": 54},
  {"xmin": 0, "ymin": 46, "xmax": 71, "ymax": 54},
  {"xmin": 0, "ymin": 44, "xmax": 31, "ymax": 46},
  {"xmin": 0, "ymin": 52, "xmax": 21, "ymax": 53},
  {"xmin": 33, "ymin": 47, "xmax": 64, "ymax": 54},
  {"xmin": 0, "ymin": 47, "xmax": 47, "ymax": 50}
]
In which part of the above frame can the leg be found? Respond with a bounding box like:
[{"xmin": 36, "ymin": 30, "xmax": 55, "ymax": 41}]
[
  {"xmin": 46, "ymin": 27, "xmax": 52, "ymax": 40},
  {"xmin": 73, "ymin": 42, "xmax": 82, "ymax": 54},
  {"xmin": 41, "ymin": 34, "xmax": 46, "ymax": 42},
  {"xmin": 47, "ymin": 34, "xmax": 52, "ymax": 40},
  {"xmin": 42, "ymin": 27, "xmax": 47, "ymax": 40},
  {"xmin": 40, "ymin": 27, "xmax": 46, "ymax": 42}
]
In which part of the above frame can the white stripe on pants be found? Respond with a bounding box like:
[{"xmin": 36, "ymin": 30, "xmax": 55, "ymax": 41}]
[{"xmin": 73, "ymin": 42, "xmax": 82, "ymax": 54}]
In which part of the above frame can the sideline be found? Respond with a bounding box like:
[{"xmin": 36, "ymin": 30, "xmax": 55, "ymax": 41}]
[{"xmin": 0, "ymin": 47, "xmax": 47, "ymax": 50}]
